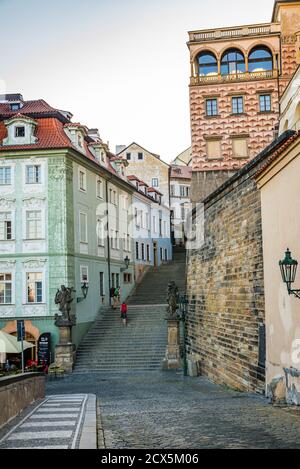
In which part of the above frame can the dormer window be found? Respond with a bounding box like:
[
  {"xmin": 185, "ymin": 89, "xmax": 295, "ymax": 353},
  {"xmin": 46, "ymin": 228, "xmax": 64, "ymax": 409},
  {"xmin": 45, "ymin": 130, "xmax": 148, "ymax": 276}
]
[
  {"xmin": 15, "ymin": 126, "xmax": 25, "ymax": 138},
  {"xmin": 10, "ymin": 103, "xmax": 21, "ymax": 111},
  {"xmin": 78, "ymin": 134, "xmax": 83, "ymax": 148},
  {"xmin": 3, "ymin": 115, "xmax": 37, "ymax": 146}
]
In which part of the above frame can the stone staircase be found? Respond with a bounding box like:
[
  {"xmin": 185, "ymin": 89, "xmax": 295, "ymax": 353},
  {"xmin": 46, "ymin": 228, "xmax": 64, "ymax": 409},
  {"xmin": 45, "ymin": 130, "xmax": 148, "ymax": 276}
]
[
  {"xmin": 73, "ymin": 248, "xmax": 186, "ymax": 374},
  {"xmin": 127, "ymin": 248, "xmax": 186, "ymax": 305}
]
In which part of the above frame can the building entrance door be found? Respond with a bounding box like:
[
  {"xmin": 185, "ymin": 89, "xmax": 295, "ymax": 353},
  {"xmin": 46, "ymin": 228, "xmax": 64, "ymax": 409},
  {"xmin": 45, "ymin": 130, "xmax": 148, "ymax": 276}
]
[{"xmin": 153, "ymin": 242, "xmax": 158, "ymax": 267}]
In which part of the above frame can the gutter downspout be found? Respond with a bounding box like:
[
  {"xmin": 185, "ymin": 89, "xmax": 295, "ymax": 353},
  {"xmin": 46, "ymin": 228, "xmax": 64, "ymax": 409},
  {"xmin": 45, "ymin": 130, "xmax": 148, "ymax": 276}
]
[{"xmin": 105, "ymin": 178, "xmax": 112, "ymax": 306}]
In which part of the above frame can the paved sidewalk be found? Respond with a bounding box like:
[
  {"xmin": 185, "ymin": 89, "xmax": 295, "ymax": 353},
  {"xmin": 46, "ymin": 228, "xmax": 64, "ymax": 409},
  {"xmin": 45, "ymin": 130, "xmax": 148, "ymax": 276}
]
[
  {"xmin": 0, "ymin": 394, "xmax": 97, "ymax": 449},
  {"xmin": 46, "ymin": 372, "xmax": 300, "ymax": 449}
]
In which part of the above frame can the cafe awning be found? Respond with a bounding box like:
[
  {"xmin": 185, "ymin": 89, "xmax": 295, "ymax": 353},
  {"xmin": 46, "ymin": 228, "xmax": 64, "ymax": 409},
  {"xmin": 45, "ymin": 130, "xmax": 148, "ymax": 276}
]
[{"xmin": 0, "ymin": 331, "xmax": 35, "ymax": 354}]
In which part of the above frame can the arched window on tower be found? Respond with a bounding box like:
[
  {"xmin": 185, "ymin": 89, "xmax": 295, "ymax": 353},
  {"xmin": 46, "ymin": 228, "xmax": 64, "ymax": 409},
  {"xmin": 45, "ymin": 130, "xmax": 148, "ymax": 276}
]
[
  {"xmin": 221, "ymin": 49, "xmax": 245, "ymax": 75},
  {"xmin": 248, "ymin": 46, "xmax": 273, "ymax": 73},
  {"xmin": 198, "ymin": 51, "xmax": 218, "ymax": 76},
  {"xmin": 294, "ymin": 102, "xmax": 300, "ymax": 129}
]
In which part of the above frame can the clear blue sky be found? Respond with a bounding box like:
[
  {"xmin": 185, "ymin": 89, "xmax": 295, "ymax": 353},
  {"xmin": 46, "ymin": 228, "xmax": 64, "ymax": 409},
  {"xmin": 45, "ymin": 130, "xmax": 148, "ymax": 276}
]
[{"xmin": 0, "ymin": 0, "xmax": 275, "ymax": 161}]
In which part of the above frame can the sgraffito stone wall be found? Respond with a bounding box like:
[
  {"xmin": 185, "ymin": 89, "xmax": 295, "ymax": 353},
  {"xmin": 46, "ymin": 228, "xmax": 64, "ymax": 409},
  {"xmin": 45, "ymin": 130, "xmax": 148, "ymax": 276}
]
[
  {"xmin": 186, "ymin": 133, "xmax": 294, "ymax": 393},
  {"xmin": 0, "ymin": 373, "xmax": 45, "ymax": 428}
]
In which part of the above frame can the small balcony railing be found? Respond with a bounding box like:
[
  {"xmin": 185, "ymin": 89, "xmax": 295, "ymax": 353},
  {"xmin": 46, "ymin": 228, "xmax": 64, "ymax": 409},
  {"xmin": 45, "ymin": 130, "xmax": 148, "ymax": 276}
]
[
  {"xmin": 191, "ymin": 69, "xmax": 278, "ymax": 86},
  {"xmin": 189, "ymin": 23, "xmax": 280, "ymax": 42}
]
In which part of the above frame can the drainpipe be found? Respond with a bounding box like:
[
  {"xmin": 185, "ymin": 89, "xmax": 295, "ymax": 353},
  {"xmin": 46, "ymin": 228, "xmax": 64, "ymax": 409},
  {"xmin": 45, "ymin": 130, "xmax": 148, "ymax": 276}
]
[{"xmin": 105, "ymin": 178, "xmax": 112, "ymax": 306}]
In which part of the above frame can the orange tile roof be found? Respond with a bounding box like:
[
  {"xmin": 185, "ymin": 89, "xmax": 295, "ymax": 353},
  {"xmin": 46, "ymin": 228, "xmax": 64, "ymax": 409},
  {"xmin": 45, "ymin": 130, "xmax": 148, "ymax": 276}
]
[{"xmin": 0, "ymin": 99, "xmax": 61, "ymax": 117}]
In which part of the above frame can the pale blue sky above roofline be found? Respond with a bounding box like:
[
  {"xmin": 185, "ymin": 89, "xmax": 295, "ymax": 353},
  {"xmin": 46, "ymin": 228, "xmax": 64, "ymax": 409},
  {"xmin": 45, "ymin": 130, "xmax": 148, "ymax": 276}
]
[{"xmin": 0, "ymin": 0, "xmax": 275, "ymax": 161}]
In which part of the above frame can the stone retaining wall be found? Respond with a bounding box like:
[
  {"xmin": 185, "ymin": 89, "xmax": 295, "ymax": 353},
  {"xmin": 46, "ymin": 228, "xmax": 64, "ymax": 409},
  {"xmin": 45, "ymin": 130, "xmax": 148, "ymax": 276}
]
[
  {"xmin": 186, "ymin": 132, "xmax": 294, "ymax": 394},
  {"xmin": 0, "ymin": 373, "xmax": 45, "ymax": 428}
]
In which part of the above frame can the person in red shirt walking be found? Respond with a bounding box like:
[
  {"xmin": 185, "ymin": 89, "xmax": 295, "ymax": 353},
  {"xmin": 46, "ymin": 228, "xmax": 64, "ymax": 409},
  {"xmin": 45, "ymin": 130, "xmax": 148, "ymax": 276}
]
[{"xmin": 120, "ymin": 302, "xmax": 128, "ymax": 326}]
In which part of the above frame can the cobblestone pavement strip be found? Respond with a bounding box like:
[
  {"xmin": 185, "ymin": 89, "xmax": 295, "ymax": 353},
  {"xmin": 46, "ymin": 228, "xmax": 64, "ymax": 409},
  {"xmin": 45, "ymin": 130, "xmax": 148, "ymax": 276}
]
[
  {"xmin": 45, "ymin": 372, "xmax": 300, "ymax": 449},
  {"xmin": 0, "ymin": 394, "xmax": 94, "ymax": 449}
]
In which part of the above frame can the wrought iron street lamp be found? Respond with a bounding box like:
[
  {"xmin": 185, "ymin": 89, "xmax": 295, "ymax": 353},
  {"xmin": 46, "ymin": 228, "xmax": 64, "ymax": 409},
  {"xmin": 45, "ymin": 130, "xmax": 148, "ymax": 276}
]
[
  {"xmin": 77, "ymin": 282, "xmax": 89, "ymax": 303},
  {"xmin": 121, "ymin": 256, "xmax": 130, "ymax": 272},
  {"xmin": 279, "ymin": 249, "xmax": 300, "ymax": 299}
]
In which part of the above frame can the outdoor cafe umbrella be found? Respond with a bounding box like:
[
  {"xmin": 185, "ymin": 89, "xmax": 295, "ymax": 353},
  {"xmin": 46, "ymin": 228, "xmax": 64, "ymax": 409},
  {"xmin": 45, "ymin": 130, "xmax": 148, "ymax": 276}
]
[{"xmin": 0, "ymin": 330, "xmax": 35, "ymax": 354}]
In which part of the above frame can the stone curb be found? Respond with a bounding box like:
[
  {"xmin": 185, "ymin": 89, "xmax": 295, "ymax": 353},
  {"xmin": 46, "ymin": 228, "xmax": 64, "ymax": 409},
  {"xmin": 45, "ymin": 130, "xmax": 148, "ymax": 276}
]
[{"xmin": 78, "ymin": 394, "xmax": 97, "ymax": 449}]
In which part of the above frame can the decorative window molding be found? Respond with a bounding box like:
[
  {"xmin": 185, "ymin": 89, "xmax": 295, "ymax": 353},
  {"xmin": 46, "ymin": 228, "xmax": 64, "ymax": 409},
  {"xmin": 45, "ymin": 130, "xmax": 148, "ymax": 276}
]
[
  {"xmin": 0, "ymin": 198, "xmax": 16, "ymax": 210},
  {"xmin": 232, "ymin": 137, "xmax": 249, "ymax": 159},
  {"xmin": 80, "ymin": 265, "xmax": 89, "ymax": 283},
  {"xmin": 0, "ymin": 212, "xmax": 13, "ymax": 241},
  {"xmin": 79, "ymin": 211, "xmax": 88, "ymax": 243},
  {"xmin": 96, "ymin": 177, "xmax": 104, "ymax": 199},
  {"xmin": 78, "ymin": 167, "xmax": 87, "ymax": 192},
  {"xmin": 26, "ymin": 272, "xmax": 43, "ymax": 304},
  {"xmin": 3, "ymin": 115, "xmax": 38, "ymax": 146},
  {"xmin": 0, "ymin": 260, "xmax": 16, "ymax": 271},
  {"xmin": 23, "ymin": 258, "xmax": 47, "ymax": 270},
  {"xmin": 26, "ymin": 210, "xmax": 43, "ymax": 240},
  {"xmin": 206, "ymin": 139, "xmax": 222, "ymax": 160},
  {"xmin": 0, "ymin": 272, "xmax": 13, "ymax": 305},
  {"xmin": 26, "ymin": 165, "xmax": 41, "ymax": 184},
  {"xmin": 0, "ymin": 167, "xmax": 12, "ymax": 186}
]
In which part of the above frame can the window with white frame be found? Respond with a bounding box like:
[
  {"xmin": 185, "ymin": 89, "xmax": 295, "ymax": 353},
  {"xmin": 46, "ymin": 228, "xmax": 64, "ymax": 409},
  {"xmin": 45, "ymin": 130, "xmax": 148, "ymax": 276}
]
[
  {"xmin": 79, "ymin": 169, "xmax": 86, "ymax": 192},
  {"xmin": 80, "ymin": 266, "xmax": 89, "ymax": 283},
  {"xmin": 109, "ymin": 189, "xmax": 117, "ymax": 205},
  {"xmin": 153, "ymin": 216, "xmax": 157, "ymax": 233},
  {"xmin": 0, "ymin": 212, "xmax": 12, "ymax": 240},
  {"xmin": 27, "ymin": 272, "xmax": 43, "ymax": 303},
  {"xmin": 152, "ymin": 178, "xmax": 159, "ymax": 187},
  {"xmin": 0, "ymin": 167, "xmax": 11, "ymax": 185},
  {"xmin": 180, "ymin": 186, "xmax": 190, "ymax": 197},
  {"xmin": 79, "ymin": 212, "xmax": 88, "ymax": 243},
  {"xmin": 26, "ymin": 165, "xmax": 41, "ymax": 184},
  {"xmin": 135, "ymin": 208, "xmax": 139, "ymax": 228},
  {"xmin": 123, "ymin": 233, "xmax": 130, "ymax": 252},
  {"xmin": 146, "ymin": 213, "xmax": 149, "ymax": 230},
  {"xmin": 15, "ymin": 126, "xmax": 25, "ymax": 138},
  {"xmin": 97, "ymin": 217, "xmax": 105, "ymax": 247},
  {"xmin": 170, "ymin": 185, "xmax": 175, "ymax": 197},
  {"xmin": 110, "ymin": 230, "xmax": 119, "ymax": 249},
  {"xmin": 126, "ymin": 234, "xmax": 131, "ymax": 252},
  {"xmin": 96, "ymin": 178, "xmax": 104, "ymax": 199},
  {"xmin": 0, "ymin": 273, "xmax": 12, "ymax": 304},
  {"xmin": 26, "ymin": 210, "xmax": 42, "ymax": 239},
  {"xmin": 123, "ymin": 195, "xmax": 129, "ymax": 211},
  {"xmin": 181, "ymin": 206, "xmax": 186, "ymax": 221}
]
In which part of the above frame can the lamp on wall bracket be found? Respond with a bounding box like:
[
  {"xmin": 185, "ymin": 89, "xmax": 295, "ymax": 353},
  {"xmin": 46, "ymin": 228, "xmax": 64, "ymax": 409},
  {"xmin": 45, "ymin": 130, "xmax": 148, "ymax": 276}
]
[
  {"xmin": 120, "ymin": 256, "xmax": 130, "ymax": 273},
  {"xmin": 77, "ymin": 282, "xmax": 89, "ymax": 303},
  {"xmin": 279, "ymin": 248, "xmax": 300, "ymax": 299}
]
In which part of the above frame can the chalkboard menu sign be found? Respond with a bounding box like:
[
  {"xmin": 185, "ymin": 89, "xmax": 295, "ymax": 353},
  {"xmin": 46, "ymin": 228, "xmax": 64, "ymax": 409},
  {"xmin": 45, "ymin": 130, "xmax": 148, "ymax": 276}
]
[{"xmin": 38, "ymin": 333, "xmax": 51, "ymax": 366}]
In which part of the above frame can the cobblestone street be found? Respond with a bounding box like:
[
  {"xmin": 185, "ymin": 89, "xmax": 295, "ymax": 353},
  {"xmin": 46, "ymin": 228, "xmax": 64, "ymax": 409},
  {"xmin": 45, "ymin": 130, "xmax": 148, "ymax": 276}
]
[{"xmin": 46, "ymin": 372, "xmax": 300, "ymax": 449}]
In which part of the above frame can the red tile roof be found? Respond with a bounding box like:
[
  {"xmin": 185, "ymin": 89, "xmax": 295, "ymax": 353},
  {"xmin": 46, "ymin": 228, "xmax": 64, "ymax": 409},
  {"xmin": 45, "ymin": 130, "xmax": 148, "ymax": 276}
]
[
  {"xmin": 148, "ymin": 187, "xmax": 163, "ymax": 196},
  {"xmin": 0, "ymin": 118, "xmax": 70, "ymax": 151},
  {"xmin": 0, "ymin": 99, "xmax": 60, "ymax": 117}
]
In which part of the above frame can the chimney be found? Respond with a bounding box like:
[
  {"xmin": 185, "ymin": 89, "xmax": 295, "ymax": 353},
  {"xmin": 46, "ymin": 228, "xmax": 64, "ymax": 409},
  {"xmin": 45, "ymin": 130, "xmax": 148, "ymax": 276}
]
[
  {"xmin": 0, "ymin": 93, "xmax": 24, "ymax": 104},
  {"xmin": 116, "ymin": 145, "xmax": 126, "ymax": 155},
  {"xmin": 88, "ymin": 128, "xmax": 101, "ymax": 141}
]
